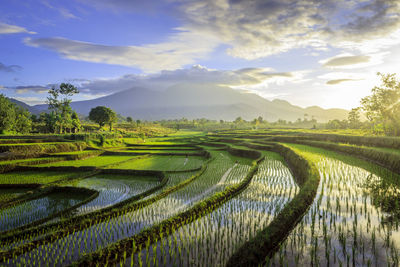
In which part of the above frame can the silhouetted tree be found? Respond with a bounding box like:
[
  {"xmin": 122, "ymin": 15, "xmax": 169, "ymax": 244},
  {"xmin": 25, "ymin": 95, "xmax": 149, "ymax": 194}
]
[
  {"xmin": 361, "ymin": 73, "xmax": 400, "ymax": 135},
  {"xmin": 348, "ymin": 107, "xmax": 361, "ymax": 129},
  {"xmin": 234, "ymin": 117, "xmax": 243, "ymax": 124}
]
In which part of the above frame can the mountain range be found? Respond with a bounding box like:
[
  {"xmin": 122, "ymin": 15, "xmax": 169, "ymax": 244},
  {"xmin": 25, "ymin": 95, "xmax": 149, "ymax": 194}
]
[{"xmin": 13, "ymin": 83, "xmax": 348, "ymax": 122}]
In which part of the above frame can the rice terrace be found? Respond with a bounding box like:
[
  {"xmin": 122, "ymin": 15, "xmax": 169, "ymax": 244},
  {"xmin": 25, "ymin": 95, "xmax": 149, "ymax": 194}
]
[{"xmin": 0, "ymin": 129, "xmax": 399, "ymax": 266}]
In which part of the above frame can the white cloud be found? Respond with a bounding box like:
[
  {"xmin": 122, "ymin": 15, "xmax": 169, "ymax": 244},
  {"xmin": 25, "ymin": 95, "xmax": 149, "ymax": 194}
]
[
  {"xmin": 232, "ymin": 69, "xmax": 310, "ymax": 98},
  {"xmin": 326, "ymin": 79, "xmax": 361, "ymax": 85},
  {"xmin": 24, "ymin": 28, "xmax": 220, "ymax": 72},
  {"xmin": 21, "ymin": 0, "xmax": 400, "ymax": 71},
  {"xmin": 74, "ymin": 65, "xmax": 296, "ymax": 95},
  {"xmin": 178, "ymin": 0, "xmax": 400, "ymax": 59},
  {"xmin": 14, "ymin": 96, "xmax": 44, "ymax": 105},
  {"xmin": 76, "ymin": 0, "xmax": 163, "ymax": 13},
  {"xmin": 321, "ymin": 55, "xmax": 370, "ymax": 67},
  {"xmin": 318, "ymin": 71, "xmax": 366, "ymax": 83},
  {"xmin": 41, "ymin": 1, "xmax": 78, "ymax": 19},
  {"xmin": 9, "ymin": 65, "xmax": 295, "ymax": 96},
  {"xmin": 0, "ymin": 62, "xmax": 23, "ymax": 72},
  {"xmin": 8, "ymin": 85, "xmax": 50, "ymax": 94},
  {"xmin": 0, "ymin": 22, "xmax": 36, "ymax": 34},
  {"xmin": 320, "ymin": 52, "xmax": 388, "ymax": 69}
]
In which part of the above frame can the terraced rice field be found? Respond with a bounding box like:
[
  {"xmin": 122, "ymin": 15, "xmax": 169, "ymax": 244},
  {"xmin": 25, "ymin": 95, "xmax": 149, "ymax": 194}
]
[
  {"xmin": 113, "ymin": 149, "xmax": 200, "ymax": 154},
  {"xmin": 270, "ymin": 144, "xmax": 400, "ymax": 266},
  {"xmin": 0, "ymin": 188, "xmax": 30, "ymax": 203},
  {"xmin": 109, "ymin": 155, "xmax": 204, "ymax": 171},
  {"xmin": 35, "ymin": 155, "xmax": 139, "ymax": 168},
  {"xmin": 8, "ymin": 150, "xmax": 248, "ymax": 266},
  {"xmin": 0, "ymin": 171, "xmax": 89, "ymax": 184},
  {"xmin": 1, "ymin": 131, "xmax": 400, "ymax": 266},
  {"xmin": 64, "ymin": 174, "xmax": 160, "ymax": 215},
  {"xmin": 130, "ymin": 152, "xmax": 298, "ymax": 267},
  {"xmin": 0, "ymin": 191, "xmax": 87, "ymax": 232}
]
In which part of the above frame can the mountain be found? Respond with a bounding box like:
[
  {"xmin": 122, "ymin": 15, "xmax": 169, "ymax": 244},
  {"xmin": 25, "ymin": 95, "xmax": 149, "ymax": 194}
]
[
  {"xmin": 8, "ymin": 98, "xmax": 41, "ymax": 114},
  {"xmin": 33, "ymin": 83, "xmax": 348, "ymax": 122}
]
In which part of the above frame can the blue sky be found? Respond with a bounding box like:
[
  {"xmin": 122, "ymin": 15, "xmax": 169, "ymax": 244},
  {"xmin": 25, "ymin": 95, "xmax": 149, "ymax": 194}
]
[{"xmin": 1, "ymin": 0, "xmax": 400, "ymax": 109}]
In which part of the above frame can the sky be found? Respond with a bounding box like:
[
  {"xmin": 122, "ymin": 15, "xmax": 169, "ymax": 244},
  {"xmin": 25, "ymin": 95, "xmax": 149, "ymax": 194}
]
[{"xmin": 1, "ymin": 0, "xmax": 400, "ymax": 109}]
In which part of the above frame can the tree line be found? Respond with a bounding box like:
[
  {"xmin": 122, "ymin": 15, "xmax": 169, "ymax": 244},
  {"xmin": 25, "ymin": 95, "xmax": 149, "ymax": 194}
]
[
  {"xmin": 0, "ymin": 83, "xmax": 118, "ymax": 134},
  {"xmin": 0, "ymin": 95, "xmax": 32, "ymax": 134},
  {"xmin": 326, "ymin": 73, "xmax": 400, "ymax": 136}
]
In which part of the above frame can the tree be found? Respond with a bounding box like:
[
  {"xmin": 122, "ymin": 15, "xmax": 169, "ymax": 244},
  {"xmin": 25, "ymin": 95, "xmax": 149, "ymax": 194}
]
[
  {"xmin": 361, "ymin": 73, "xmax": 400, "ymax": 135},
  {"xmin": 127, "ymin": 116, "xmax": 133, "ymax": 123},
  {"xmin": 30, "ymin": 114, "xmax": 39, "ymax": 123},
  {"xmin": 326, "ymin": 119, "xmax": 348, "ymax": 129},
  {"xmin": 348, "ymin": 107, "xmax": 361, "ymax": 129},
  {"xmin": 0, "ymin": 95, "xmax": 33, "ymax": 134},
  {"xmin": 89, "ymin": 106, "xmax": 117, "ymax": 130},
  {"xmin": 39, "ymin": 112, "xmax": 57, "ymax": 133},
  {"xmin": 234, "ymin": 117, "xmax": 243, "ymax": 124},
  {"xmin": 0, "ymin": 94, "xmax": 16, "ymax": 133},
  {"xmin": 71, "ymin": 111, "xmax": 81, "ymax": 133},
  {"xmin": 326, "ymin": 120, "xmax": 341, "ymax": 129},
  {"xmin": 46, "ymin": 83, "xmax": 79, "ymax": 133},
  {"xmin": 277, "ymin": 119, "xmax": 287, "ymax": 125},
  {"xmin": 252, "ymin": 118, "xmax": 260, "ymax": 126},
  {"xmin": 139, "ymin": 132, "xmax": 145, "ymax": 141},
  {"xmin": 136, "ymin": 119, "xmax": 141, "ymax": 127},
  {"xmin": 14, "ymin": 107, "xmax": 32, "ymax": 134}
]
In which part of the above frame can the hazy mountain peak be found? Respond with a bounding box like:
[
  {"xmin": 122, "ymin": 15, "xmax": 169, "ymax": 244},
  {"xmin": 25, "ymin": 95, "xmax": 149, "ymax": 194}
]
[
  {"xmin": 31, "ymin": 83, "xmax": 348, "ymax": 122},
  {"xmin": 272, "ymin": 99, "xmax": 291, "ymax": 106}
]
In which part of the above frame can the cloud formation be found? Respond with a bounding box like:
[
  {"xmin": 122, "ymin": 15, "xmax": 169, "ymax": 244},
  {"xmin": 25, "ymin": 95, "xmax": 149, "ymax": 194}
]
[
  {"xmin": 77, "ymin": 0, "xmax": 168, "ymax": 14},
  {"xmin": 8, "ymin": 65, "xmax": 295, "ymax": 96},
  {"xmin": 322, "ymin": 55, "xmax": 371, "ymax": 67},
  {"xmin": 320, "ymin": 52, "xmax": 387, "ymax": 69},
  {"xmin": 41, "ymin": 1, "xmax": 78, "ymax": 19},
  {"xmin": 24, "ymin": 28, "xmax": 219, "ymax": 72},
  {"xmin": 74, "ymin": 65, "xmax": 296, "ymax": 95},
  {"xmin": 23, "ymin": 0, "xmax": 400, "ymax": 72},
  {"xmin": 179, "ymin": 0, "xmax": 400, "ymax": 59},
  {"xmin": 326, "ymin": 79, "xmax": 360, "ymax": 85},
  {"xmin": 10, "ymin": 85, "xmax": 50, "ymax": 94},
  {"xmin": 0, "ymin": 62, "xmax": 22, "ymax": 72},
  {"xmin": 13, "ymin": 96, "xmax": 44, "ymax": 105},
  {"xmin": 318, "ymin": 71, "xmax": 366, "ymax": 86},
  {"xmin": 0, "ymin": 22, "xmax": 35, "ymax": 34}
]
